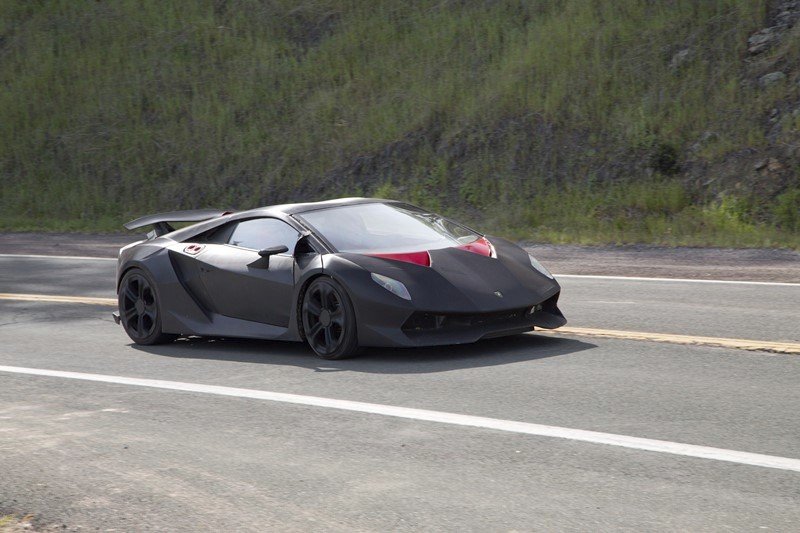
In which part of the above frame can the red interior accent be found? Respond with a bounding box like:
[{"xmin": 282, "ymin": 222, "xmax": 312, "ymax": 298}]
[
  {"xmin": 367, "ymin": 238, "xmax": 493, "ymax": 266},
  {"xmin": 457, "ymin": 236, "xmax": 493, "ymax": 257},
  {"xmin": 367, "ymin": 250, "xmax": 432, "ymax": 267}
]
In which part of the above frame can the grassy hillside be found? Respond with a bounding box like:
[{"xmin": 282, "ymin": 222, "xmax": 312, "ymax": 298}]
[{"xmin": 1, "ymin": 0, "xmax": 798, "ymax": 247}]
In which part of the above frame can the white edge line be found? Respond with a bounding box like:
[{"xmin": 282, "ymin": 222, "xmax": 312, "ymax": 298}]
[
  {"xmin": 1, "ymin": 364, "xmax": 798, "ymax": 473},
  {"xmin": 555, "ymin": 274, "xmax": 799, "ymax": 287},
  {"xmin": 1, "ymin": 254, "xmax": 796, "ymax": 286},
  {"xmin": 0, "ymin": 253, "xmax": 117, "ymax": 262}
]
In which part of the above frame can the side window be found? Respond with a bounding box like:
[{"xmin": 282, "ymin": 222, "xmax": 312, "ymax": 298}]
[
  {"xmin": 196, "ymin": 223, "xmax": 236, "ymax": 244},
  {"xmin": 228, "ymin": 218, "xmax": 300, "ymax": 252}
]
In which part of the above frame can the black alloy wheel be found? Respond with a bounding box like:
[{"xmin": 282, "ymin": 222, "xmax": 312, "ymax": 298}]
[
  {"xmin": 118, "ymin": 269, "xmax": 175, "ymax": 345},
  {"xmin": 301, "ymin": 277, "xmax": 359, "ymax": 359}
]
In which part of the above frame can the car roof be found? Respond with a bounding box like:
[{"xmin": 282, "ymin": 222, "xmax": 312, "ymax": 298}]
[{"xmin": 240, "ymin": 197, "xmax": 393, "ymax": 217}]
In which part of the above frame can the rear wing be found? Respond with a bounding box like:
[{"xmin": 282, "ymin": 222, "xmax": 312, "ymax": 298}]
[{"xmin": 124, "ymin": 209, "xmax": 230, "ymax": 237}]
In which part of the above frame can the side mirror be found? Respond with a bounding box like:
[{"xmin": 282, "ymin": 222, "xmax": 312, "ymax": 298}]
[
  {"xmin": 252, "ymin": 245, "xmax": 289, "ymax": 269},
  {"xmin": 258, "ymin": 245, "xmax": 289, "ymax": 257}
]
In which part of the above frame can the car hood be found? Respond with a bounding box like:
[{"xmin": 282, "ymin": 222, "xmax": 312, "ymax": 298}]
[{"xmin": 338, "ymin": 236, "xmax": 560, "ymax": 313}]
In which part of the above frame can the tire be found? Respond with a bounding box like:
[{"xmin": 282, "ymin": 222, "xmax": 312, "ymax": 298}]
[
  {"xmin": 301, "ymin": 276, "xmax": 360, "ymax": 359},
  {"xmin": 118, "ymin": 268, "xmax": 176, "ymax": 345}
]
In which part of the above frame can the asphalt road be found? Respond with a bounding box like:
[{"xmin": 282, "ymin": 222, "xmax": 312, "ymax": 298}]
[{"xmin": 1, "ymin": 254, "xmax": 799, "ymax": 531}]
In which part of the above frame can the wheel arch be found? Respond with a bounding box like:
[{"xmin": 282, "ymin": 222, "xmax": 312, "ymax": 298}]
[{"xmin": 116, "ymin": 261, "xmax": 150, "ymax": 292}]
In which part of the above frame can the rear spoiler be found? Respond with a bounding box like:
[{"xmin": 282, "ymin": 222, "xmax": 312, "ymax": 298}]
[{"xmin": 124, "ymin": 209, "xmax": 230, "ymax": 237}]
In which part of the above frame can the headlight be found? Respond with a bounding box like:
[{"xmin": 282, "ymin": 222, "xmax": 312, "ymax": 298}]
[
  {"xmin": 371, "ymin": 273, "xmax": 412, "ymax": 300},
  {"xmin": 528, "ymin": 254, "xmax": 553, "ymax": 279}
]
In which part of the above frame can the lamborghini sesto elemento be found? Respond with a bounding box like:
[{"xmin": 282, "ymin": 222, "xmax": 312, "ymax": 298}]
[{"xmin": 114, "ymin": 198, "xmax": 566, "ymax": 359}]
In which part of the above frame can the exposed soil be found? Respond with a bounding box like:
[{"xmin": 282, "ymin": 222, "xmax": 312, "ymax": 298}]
[
  {"xmin": 0, "ymin": 232, "xmax": 134, "ymax": 258},
  {"xmin": 0, "ymin": 514, "xmax": 73, "ymax": 533},
  {"xmin": 1, "ymin": 232, "xmax": 797, "ymax": 283}
]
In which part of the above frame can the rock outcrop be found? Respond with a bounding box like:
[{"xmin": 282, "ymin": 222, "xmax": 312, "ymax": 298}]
[{"xmin": 747, "ymin": 1, "xmax": 800, "ymax": 55}]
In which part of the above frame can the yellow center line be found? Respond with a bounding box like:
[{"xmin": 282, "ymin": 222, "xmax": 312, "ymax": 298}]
[
  {"xmin": 0, "ymin": 293, "xmax": 117, "ymax": 306},
  {"xmin": 539, "ymin": 327, "xmax": 800, "ymax": 355},
  {"xmin": 1, "ymin": 292, "xmax": 797, "ymax": 355}
]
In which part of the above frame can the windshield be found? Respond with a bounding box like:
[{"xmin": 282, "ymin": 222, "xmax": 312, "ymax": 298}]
[{"xmin": 297, "ymin": 203, "xmax": 481, "ymax": 253}]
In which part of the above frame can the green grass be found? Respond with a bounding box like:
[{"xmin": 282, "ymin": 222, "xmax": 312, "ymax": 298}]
[
  {"xmin": 0, "ymin": 514, "xmax": 25, "ymax": 532},
  {"xmin": 1, "ymin": 0, "xmax": 798, "ymax": 247},
  {"xmin": 379, "ymin": 178, "xmax": 800, "ymax": 249}
]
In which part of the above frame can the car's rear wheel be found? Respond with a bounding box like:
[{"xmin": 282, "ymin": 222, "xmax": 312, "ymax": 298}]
[
  {"xmin": 118, "ymin": 268, "xmax": 176, "ymax": 345},
  {"xmin": 301, "ymin": 276, "xmax": 359, "ymax": 359}
]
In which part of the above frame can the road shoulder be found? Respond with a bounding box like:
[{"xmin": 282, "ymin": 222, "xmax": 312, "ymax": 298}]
[{"xmin": 1, "ymin": 232, "xmax": 797, "ymax": 282}]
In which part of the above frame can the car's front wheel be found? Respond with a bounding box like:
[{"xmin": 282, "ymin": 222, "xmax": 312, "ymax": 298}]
[
  {"xmin": 118, "ymin": 268, "xmax": 176, "ymax": 345},
  {"xmin": 301, "ymin": 276, "xmax": 359, "ymax": 359}
]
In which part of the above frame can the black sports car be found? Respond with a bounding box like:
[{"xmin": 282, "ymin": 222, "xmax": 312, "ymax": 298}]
[{"xmin": 114, "ymin": 198, "xmax": 566, "ymax": 359}]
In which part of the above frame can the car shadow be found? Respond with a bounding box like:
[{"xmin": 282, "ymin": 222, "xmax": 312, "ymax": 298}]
[{"xmin": 131, "ymin": 333, "xmax": 596, "ymax": 375}]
